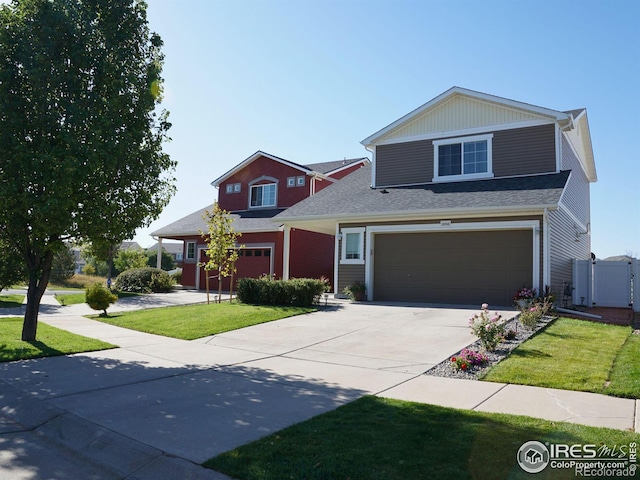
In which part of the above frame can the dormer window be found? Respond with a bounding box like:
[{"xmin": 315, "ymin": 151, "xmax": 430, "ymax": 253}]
[
  {"xmin": 250, "ymin": 183, "xmax": 276, "ymax": 208},
  {"xmin": 433, "ymin": 134, "xmax": 493, "ymax": 182}
]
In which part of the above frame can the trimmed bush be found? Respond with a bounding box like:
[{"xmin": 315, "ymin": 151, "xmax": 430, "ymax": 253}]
[
  {"xmin": 86, "ymin": 282, "xmax": 118, "ymax": 316},
  {"xmin": 114, "ymin": 267, "xmax": 175, "ymax": 293},
  {"xmin": 237, "ymin": 277, "xmax": 329, "ymax": 307}
]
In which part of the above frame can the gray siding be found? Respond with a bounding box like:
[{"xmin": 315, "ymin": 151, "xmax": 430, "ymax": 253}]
[
  {"xmin": 492, "ymin": 124, "xmax": 556, "ymax": 177},
  {"xmin": 548, "ymin": 134, "xmax": 592, "ymax": 297},
  {"xmin": 376, "ymin": 141, "xmax": 433, "ymax": 186},
  {"xmin": 375, "ymin": 124, "xmax": 556, "ymax": 187}
]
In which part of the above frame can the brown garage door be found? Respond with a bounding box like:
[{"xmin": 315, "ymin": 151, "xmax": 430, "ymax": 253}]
[{"xmin": 373, "ymin": 230, "xmax": 532, "ymax": 306}]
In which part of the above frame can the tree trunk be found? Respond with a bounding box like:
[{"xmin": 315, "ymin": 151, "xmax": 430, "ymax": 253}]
[{"xmin": 21, "ymin": 250, "xmax": 53, "ymax": 341}]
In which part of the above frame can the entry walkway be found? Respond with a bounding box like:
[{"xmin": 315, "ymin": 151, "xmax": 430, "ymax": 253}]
[{"xmin": 0, "ymin": 294, "xmax": 637, "ymax": 479}]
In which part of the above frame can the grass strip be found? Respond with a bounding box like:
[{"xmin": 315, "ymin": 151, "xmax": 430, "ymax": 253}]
[
  {"xmin": 0, "ymin": 317, "xmax": 117, "ymax": 362},
  {"xmin": 0, "ymin": 294, "xmax": 24, "ymax": 309},
  {"xmin": 481, "ymin": 318, "xmax": 633, "ymax": 396},
  {"xmin": 95, "ymin": 302, "xmax": 316, "ymax": 340},
  {"xmin": 205, "ymin": 396, "xmax": 639, "ymax": 480},
  {"xmin": 604, "ymin": 333, "xmax": 640, "ymax": 398}
]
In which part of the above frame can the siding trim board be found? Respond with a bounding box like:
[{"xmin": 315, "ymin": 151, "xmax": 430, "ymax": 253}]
[
  {"xmin": 363, "ymin": 220, "xmax": 541, "ymax": 302},
  {"xmin": 373, "ymin": 119, "xmax": 555, "ymax": 147}
]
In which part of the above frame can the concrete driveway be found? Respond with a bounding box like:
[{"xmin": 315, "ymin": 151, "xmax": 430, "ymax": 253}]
[{"xmin": 0, "ymin": 299, "xmax": 514, "ymax": 478}]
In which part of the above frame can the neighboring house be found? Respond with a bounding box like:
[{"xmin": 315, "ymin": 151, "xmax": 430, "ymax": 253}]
[
  {"xmin": 276, "ymin": 87, "xmax": 596, "ymax": 306},
  {"xmin": 148, "ymin": 242, "xmax": 184, "ymax": 268},
  {"xmin": 152, "ymin": 151, "xmax": 369, "ymax": 290}
]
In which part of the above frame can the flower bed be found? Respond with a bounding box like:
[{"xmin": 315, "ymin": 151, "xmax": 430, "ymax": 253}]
[{"xmin": 425, "ymin": 314, "xmax": 557, "ymax": 380}]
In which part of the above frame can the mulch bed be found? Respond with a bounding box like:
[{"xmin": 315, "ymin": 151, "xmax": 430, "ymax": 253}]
[{"xmin": 424, "ymin": 314, "xmax": 557, "ymax": 381}]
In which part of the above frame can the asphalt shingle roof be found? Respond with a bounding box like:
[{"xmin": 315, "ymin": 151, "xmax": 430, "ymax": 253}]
[
  {"xmin": 276, "ymin": 164, "xmax": 570, "ymax": 220},
  {"xmin": 303, "ymin": 158, "xmax": 368, "ymax": 174},
  {"xmin": 151, "ymin": 206, "xmax": 285, "ymax": 237}
]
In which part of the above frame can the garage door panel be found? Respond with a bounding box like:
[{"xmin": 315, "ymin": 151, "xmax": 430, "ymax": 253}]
[{"xmin": 373, "ymin": 230, "xmax": 532, "ymax": 306}]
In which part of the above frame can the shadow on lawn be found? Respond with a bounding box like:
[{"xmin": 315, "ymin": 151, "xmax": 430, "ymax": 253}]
[{"xmin": 208, "ymin": 395, "xmax": 602, "ymax": 480}]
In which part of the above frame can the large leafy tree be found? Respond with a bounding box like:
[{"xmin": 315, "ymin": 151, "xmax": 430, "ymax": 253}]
[{"xmin": 0, "ymin": 0, "xmax": 176, "ymax": 340}]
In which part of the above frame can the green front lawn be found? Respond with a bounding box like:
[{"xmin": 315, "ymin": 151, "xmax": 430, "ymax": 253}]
[
  {"xmin": 0, "ymin": 317, "xmax": 117, "ymax": 362},
  {"xmin": 205, "ymin": 396, "xmax": 639, "ymax": 480},
  {"xmin": 0, "ymin": 294, "xmax": 24, "ymax": 308},
  {"xmin": 482, "ymin": 318, "xmax": 639, "ymax": 398},
  {"xmin": 55, "ymin": 293, "xmax": 86, "ymax": 305},
  {"xmin": 95, "ymin": 302, "xmax": 316, "ymax": 340}
]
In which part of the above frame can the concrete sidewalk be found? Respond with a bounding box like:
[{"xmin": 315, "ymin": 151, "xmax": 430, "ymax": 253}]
[{"xmin": 0, "ymin": 295, "xmax": 638, "ymax": 479}]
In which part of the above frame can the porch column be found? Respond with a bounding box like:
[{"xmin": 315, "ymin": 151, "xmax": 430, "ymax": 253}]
[
  {"xmin": 156, "ymin": 237, "xmax": 163, "ymax": 269},
  {"xmin": 283, "ymin": 226, "xmax": 291, "ymax": 280}
]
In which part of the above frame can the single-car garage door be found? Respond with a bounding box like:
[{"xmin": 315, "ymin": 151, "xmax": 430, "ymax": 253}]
[{"xmin": 373, "ymin": 230, "xmax": 532, "ymax": 306}]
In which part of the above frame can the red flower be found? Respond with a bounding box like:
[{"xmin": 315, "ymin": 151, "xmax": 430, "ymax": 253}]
[
  {"xmin": 461, "ymin": 363, "xmax": 467, "ymax": 370},
  {"xmin": 451, "ymin": 357, "xmax": 456, "ymax": 362}
]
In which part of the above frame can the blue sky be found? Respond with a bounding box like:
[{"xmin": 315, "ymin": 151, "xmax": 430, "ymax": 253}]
[{"xmin": 137, "ymin": 0, "xmax": 640, "ymax": 259}]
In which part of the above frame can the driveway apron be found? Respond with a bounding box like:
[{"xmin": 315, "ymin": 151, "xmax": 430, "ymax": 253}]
[{"xmin": 0, "ymin": 297, "xmax": 511, "ymax": 477}]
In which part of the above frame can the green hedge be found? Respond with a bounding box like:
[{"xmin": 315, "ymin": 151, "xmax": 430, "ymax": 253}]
[
  {"xmin": 114, "ymin": 267, "xmax": 175, "ymax": 293},
  {"xmin": 236, "ymin": 277, "xmax": 329, "ymax": 307}
]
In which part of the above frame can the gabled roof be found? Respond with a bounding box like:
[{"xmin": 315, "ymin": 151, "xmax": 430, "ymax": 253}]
[
  {"xmin": 275, "ymin": 164, "xmax": 570, "ymax": 235},
  {"xmin": 211, "ymin": 151, "xmax": 310, "ymax": 187},
  {"xmin": 211, "ymin": 152, "xmax": 369, "ymax": 187},
  {"xmin": 361, "ymin": 86, "xmax": 573, "ymax": 147},
  {"xmin": 151, "ymin": 205, "xmax": 285, "ymax": 239}
]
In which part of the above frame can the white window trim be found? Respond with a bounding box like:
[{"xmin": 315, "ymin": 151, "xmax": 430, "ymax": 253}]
[
  {"xmin": 233, "ymin": 183, "xmax": 241, "ymax": 192},
  {"xmin": 432, "ymin": 133, "xmax": 494, "ymax": 183},
  {"xmin": 340, "ymin": 227, "xmax": 365, "ymax": 265},
  {"xmin": 225, "ymin": 184, "xmax": 233, "ymax": 193},
  {"xmin": 186, "ymin": 241, "xmax": 196, "ymax": 260},
  {"xmin": 296, "ymin": 175, "xmax": 305, "ymax": 186},
  {"xmin": 287, "ymin": 177, "xmax": 295, "ymax": 187},
  {"xmin": 249, "ymin": 182, "xmax": 277, "ymax": 208}
]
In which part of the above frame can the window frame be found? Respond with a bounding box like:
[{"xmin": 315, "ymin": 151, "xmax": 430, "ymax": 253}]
[
  {"xmin": 186, "ymin": 242, "xmax": 196, "ymax": 260},
  {"xmin": 233, "ymin": 183, "xmax": 241, "ymax": 193},
  {"xmin": 287, "ymin": 177, "xmax": 295, "ymax": 187},
  {"xmin": 249, "ymin": 182, "xmax": 277, "ymax": 208},
  {"xmin": 432, "ymin": 133, "xmax": 494, "ymax": 183},
  {"xmin": 340, "ymin": 227, "xmax": 365, "ymax": 265},
  {"xmin": 296, "ymin": 175, "xmax": 306, "ymax": 186}
]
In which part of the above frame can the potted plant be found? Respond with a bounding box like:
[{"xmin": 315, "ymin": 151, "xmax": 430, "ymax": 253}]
[
  {"xmin": 343, "ymin": 281, "xmax": 366, "ymax": 301},
  {"xmin": 513, "ymin": 287, "xmax": 536, "ymax": 310}
]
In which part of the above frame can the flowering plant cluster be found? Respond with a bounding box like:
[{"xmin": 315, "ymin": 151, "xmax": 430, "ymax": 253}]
[
  {"xmin": 519, "ymin": 305, "xmax": 542, "ymax": 330},
  {"xmin": 451, "ymin": 348, "xmax": 488, "ymax": 370},
  {"xmin": 469, "ymin": 304, "xmax": 505, "ymax": 351},
  {"xmin": 514, "ymin": 287, "xmax": 536, "ymax": 301}
]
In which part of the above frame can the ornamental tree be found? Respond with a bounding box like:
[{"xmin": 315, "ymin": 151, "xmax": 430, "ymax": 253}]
[
  {"xmin": 200, "ymin": 203, "xmax": 242, "ymax": 303},
  {"xmin": 0, "ymin": 0, "xmax": 176, "ymax": 340}
]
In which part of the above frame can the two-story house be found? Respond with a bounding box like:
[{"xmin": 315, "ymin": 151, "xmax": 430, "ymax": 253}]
[
  {"xmin": 151, "ymin": 151, "xmax": 369, "ymax": 290},
  {"xmin": 276, "ymin": 87, "xmax": 596, "ymax": 306}
]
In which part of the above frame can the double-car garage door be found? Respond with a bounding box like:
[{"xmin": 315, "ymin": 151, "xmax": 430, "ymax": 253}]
[{"xmin": 373, "ymin": 230, "xmax": 532, "ymax": 306}]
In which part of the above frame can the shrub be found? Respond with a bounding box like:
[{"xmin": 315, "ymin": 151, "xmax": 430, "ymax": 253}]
[
  {"xmin": 114, "ymin": 267, "xmax": 175, "ymax": 293},
  {"xmin": 469, "ymin": 304, "xmax": 505, "ymax": 351},
  {"xmin": 343, "ymin": 281, "xmax": 366, "ymax": 301},
  {"xmin": 171, "ymin": 269, "xmax": 182, "ymax": 285},
  {"xmin": 85, "ymin": 282, "xmax": 117, "ymax": 316},
  {"xmin": 451, "ymin": 348, "xmax": 488, "ymax": 370},
  {"xmin": 237, "ymin": 276, "xmax": 329, "ymax": 307},
  {"xmin": 519, "ymin": 305, "xmax": 543, "ymax": 330}
]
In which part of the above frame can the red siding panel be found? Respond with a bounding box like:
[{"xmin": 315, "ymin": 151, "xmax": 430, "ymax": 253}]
[
  {"xmin": 218, "ymin": 155, "xmax": 311, "ymax": 211},
  {"xmin": 289, "ymin": 229, "xmax": 334, "ymax": 285}
]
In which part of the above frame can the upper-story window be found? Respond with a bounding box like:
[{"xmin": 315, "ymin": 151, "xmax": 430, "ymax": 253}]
[
  {"xmin": 432, "ymin": 134, "xmax": 493, "ymax": 182},
  {"xmin": 226, "ymin": 183, "xmax": 241, "ymax": 193},
  {"xmin": 250, "ymin": 183, "xmax": 276, "ymax": 208}
]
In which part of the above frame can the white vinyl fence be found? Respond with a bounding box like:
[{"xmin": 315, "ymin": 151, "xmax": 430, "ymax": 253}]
[{"xmin": 572, "ymin": 258, "xmax": 639, "ymax": 311}]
